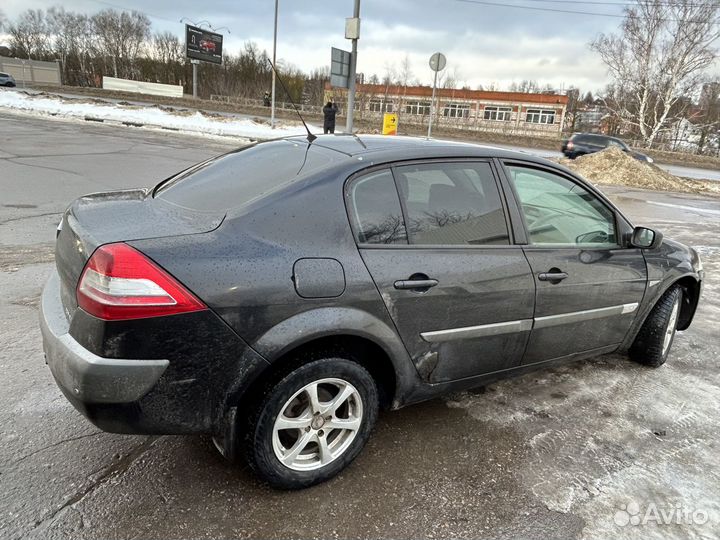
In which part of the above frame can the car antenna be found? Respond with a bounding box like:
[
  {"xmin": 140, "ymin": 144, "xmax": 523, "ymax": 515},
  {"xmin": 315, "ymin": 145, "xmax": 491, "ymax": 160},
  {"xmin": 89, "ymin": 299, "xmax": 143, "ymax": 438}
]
[{"xmin": 267, "ymin": 60, "xmax": 316, "ymax": 143}]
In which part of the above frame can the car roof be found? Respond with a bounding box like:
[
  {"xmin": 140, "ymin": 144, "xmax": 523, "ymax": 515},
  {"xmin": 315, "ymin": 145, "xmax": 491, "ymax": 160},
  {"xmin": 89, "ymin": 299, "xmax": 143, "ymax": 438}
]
[{"xmin": 284, "ymin": 134, "xmax": 544, "ymax": 162}]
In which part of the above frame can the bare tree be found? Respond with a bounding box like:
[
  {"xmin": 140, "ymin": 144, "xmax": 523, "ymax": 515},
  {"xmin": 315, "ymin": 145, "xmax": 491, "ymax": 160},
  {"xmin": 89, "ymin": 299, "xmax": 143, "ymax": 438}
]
[
  {"xmin": 92, "ymin": 9, "xmax": 150, "ymax": 79},
  {"xmin": 0, "ymin": 9, "xmax": 7, "ymax": 32},
  {"xmin": 8, "ymin": 9, "xmax": 52, "ymax": 59},
  {"xmin": 591, "ymin": 0, "xmax": 719, "ymax": 147},
  {"xmin": 694, "ymin": 81, "xmax": 720, "ymax": 154}
]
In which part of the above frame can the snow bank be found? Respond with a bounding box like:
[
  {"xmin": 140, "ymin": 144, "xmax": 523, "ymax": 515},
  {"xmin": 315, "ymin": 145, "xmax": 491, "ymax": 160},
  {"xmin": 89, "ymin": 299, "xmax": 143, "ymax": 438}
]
[{"xmin": 0, "ymin": 90, "xmax": 316, "ymax": 140}]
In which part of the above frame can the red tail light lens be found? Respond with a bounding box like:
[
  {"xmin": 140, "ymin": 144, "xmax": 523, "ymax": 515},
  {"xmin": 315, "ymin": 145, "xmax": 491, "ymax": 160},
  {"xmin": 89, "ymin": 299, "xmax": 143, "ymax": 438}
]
[
  {"xmin": 567, "ymin": 141, "xmax": 574, "ymax": 150},
  {"xmin": 77, "ymin": 243, "xmax": 206, "ymax": 321}
]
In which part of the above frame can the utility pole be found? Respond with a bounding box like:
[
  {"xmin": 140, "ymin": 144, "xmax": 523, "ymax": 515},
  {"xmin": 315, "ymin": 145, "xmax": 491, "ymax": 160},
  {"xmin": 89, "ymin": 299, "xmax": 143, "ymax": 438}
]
[
  {"xmin": 271, "ymin": 0, "xmax": 279, "ymax": 128},
  {"xmin": 345, "ymin": 0, "xmax": 360, "ymax": 133}
]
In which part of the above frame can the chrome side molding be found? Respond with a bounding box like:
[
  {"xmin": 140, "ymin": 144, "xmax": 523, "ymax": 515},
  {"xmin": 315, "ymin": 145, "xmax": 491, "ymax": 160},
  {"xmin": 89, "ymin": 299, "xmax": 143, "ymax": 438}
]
[{"xmin": 420, "ymin": 303, "xmax": 639, "ymax": 343}]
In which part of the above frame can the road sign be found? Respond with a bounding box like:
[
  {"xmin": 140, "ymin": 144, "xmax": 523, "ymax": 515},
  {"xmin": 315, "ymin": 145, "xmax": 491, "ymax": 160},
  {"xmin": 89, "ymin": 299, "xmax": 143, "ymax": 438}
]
[
  {"xmin": 382, "ymin": 112, "xmax": 398, "ymax": 135},
  {"xmin": 429, "ymin": 52, "xmax": 446, "ymax": 72},
  {"xmin": 185, "ymin": 25, "xmax": 223, "ymax": 65},
  {"xmin": 330, "ymin": 47, "xmax": 351, "ymax": 88}
]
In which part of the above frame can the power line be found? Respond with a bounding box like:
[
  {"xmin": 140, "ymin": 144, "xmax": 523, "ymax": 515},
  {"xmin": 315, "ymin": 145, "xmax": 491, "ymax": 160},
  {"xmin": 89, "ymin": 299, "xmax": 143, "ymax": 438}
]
[
  {"xmin": 510, "ymin": 0, "xmax": 717, "ymax": 6},
  {"xmin": 454, "ymin": 0, "xmax": 719, "ymax": 22}
]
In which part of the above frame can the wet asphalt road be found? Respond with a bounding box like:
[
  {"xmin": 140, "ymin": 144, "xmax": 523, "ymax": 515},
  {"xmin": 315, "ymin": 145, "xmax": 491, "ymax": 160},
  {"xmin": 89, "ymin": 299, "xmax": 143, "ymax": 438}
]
[{"xmin": 1, "ymin": 112, "xmax": 719, "ymax": 540}]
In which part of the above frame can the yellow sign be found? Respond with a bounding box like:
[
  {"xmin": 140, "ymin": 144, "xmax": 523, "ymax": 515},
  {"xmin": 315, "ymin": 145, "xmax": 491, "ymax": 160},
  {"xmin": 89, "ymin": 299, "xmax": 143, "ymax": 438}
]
[{"xmin": 382, "ymin": 113, "xmax": 398, "ymax": 135}]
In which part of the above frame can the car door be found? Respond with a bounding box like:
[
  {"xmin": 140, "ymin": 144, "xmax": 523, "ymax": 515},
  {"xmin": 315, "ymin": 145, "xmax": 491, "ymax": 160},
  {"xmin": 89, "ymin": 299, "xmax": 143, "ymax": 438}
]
[
  {"xmin": 346, "ymin": 160, "xmax": 535, "ymax": 384},
  {"xmin": 501, "ymin": 162, "xmax": 647, "ymax": 364}
]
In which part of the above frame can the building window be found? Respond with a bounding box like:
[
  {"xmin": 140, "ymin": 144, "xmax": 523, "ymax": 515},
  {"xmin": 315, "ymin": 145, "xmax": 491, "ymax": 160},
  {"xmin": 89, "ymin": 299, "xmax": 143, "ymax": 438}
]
[
  {"xmin": 405, "ymin": 101, "xmax": 431, "ymax": 115},
  {"xmin": 483, "ymin": 106, "xmax": 512, "ymax": 121},
  {"xmin": 525, "ymin": 109, "xmax": 556, "ymax": 124},
  {"xmin": 443, "ymin": 103, "xmax": 470, "ymax": 118},
  {"xmin": 369, "ymin": 99, "xmax": 393, "ymax": 113}
]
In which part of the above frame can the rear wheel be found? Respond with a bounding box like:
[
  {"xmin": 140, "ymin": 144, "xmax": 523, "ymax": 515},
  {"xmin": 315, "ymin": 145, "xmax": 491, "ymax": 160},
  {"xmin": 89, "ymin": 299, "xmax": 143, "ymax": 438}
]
[
  {"xmin": 244, "ymin": 358, "xmax": 379, "ymax": 489},
  {"xmin": 629, "ymin": 285, "xmax": 682, "ymax": 367}
]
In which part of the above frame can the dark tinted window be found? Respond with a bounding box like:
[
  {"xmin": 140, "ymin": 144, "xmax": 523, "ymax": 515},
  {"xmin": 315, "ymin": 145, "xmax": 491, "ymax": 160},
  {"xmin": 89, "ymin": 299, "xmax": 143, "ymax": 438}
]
[
  {"xmin": 349, "ymin": 170, "xmax": 408, "ymax": 244},
  {"xmin": 395, "ymin": 162, "xmax": 510, "ymax": 245},
  {"xmin": 155, "ymin": 140, "xmax": 337, "ymax": 212}
]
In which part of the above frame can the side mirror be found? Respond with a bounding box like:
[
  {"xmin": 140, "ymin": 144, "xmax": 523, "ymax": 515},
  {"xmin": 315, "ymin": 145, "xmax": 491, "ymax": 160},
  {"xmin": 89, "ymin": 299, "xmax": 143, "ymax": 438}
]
[{"xmin": 630, "ymin": 226, "xmax": 663, "ymax": 249}]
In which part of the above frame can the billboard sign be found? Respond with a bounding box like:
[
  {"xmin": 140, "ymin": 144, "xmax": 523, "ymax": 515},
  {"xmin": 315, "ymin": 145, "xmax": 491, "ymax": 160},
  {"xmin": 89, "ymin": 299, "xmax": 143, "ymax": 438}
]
[
  {"xmin": 185, "ymin": 24, "xmax": 223, "ymax": 65},
  {"xmin": 330, "ymin": 47, "xmax": 351, "ymax": 88}
]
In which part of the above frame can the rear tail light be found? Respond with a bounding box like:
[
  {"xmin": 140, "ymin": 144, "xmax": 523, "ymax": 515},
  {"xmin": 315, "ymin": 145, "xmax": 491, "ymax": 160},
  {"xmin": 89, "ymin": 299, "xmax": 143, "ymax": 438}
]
[
  {"xmin": 566, "ymin": 141, "xmax": 574, "ymax": 150},
  {"xmin": 77, "ymin": 243, "xmax": 206, "ymax": 321}
]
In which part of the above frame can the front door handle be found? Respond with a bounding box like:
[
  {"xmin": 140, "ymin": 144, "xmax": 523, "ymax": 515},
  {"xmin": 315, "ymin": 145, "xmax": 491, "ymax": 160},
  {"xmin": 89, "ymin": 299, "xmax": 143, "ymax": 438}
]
[
  {"xmin": 394, "ymin": 279, "xmax": 439, "ymax": 290},
  {"xmin": 538, "ymin": 271, "xmax": 569, "ymax": 282}
]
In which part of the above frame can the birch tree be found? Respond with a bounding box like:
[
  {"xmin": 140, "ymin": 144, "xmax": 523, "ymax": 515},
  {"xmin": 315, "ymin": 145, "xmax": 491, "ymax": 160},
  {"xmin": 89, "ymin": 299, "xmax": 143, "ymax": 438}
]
[{"xmin": 591, "ymin": 0, "xmax": 719, "ymax": 147}]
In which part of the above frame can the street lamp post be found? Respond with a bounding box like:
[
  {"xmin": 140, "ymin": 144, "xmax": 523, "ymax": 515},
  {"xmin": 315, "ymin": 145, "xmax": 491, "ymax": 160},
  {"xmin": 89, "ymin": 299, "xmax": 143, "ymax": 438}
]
[
  {"xmin": 271, "ymin": 0, "xmax": 279, "ymax": 128},
  {"xmin": 345, "ymin": 0, "xmax": 361, "ymax": 133}
]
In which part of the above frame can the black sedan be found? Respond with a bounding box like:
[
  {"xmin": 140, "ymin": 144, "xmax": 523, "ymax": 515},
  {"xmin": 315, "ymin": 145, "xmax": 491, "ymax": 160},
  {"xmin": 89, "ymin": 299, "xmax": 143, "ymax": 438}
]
[
  {"xmin": 562, "ymin": 133, "xmax": 653, "ymax": 163},
  {"xmin": 40, "ymin": 135, "xmax": 703, "ymax": 489}
]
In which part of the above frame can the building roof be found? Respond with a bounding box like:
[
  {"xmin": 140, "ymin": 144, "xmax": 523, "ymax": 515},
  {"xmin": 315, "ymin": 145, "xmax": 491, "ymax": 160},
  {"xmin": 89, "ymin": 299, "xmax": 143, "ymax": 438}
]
[{"xmin": 328, "ymin": 82, "xmax": 568, "ymax": 105}]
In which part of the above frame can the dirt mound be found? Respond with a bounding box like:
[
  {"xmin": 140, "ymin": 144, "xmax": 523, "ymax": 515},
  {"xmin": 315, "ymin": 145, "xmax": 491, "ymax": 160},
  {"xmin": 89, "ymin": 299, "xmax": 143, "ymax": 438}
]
[{"xmin": 558, "ymin": 146, "xmax": 719, "ymax": 196}]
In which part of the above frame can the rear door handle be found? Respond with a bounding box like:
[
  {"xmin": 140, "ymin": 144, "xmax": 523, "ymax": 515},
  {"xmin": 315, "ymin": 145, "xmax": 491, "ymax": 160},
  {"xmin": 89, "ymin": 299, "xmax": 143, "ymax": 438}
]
[
  {"xmin": 394, "ymin": 279, "xmax": 439, "ymax": 290},
  {"xmin": 538, "ymin": 272, "xmax": 569, "ymax": 282}
]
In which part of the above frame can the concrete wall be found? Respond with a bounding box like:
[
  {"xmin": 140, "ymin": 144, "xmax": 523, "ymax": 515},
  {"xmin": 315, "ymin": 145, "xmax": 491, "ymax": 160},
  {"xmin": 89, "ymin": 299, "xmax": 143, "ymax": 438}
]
[
  {"xmin": 103, "ymin": 77, "xmax": 184, "ymax": 98},
  {"xmin": 0, "ymin": 58, "xmax": 62, "ymax": 86}
]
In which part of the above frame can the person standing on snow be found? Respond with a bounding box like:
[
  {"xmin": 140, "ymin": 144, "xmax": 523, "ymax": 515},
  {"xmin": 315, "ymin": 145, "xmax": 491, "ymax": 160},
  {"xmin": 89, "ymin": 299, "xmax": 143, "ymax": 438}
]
[{"xmin": 323, "ymin": 100, "xmax": 338, "ymax": 134}]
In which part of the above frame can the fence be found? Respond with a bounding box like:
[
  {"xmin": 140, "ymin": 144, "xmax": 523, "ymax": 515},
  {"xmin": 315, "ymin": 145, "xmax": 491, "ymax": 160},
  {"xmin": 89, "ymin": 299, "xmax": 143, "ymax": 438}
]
[
  {"xmin": 210, "ymin": 95, "xmax": 334, "ymax": 116},
  {"xmin": 0, "ymin": 58, "xmax": 62, "ymax": 86},
  {"xmin": 102, "ymin": 76, "xmax": 184, "ymax": 98}
]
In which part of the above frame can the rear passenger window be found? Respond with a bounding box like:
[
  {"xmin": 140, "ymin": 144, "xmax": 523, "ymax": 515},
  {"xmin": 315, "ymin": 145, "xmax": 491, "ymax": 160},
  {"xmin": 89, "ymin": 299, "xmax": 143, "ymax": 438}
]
[
  {"xmin": 395, "ymin": 162, "xmax": 510, "ymax": 245},
  {"xmin": 349, "ymin": 170, "xmax": 408, "ymax": 244}
]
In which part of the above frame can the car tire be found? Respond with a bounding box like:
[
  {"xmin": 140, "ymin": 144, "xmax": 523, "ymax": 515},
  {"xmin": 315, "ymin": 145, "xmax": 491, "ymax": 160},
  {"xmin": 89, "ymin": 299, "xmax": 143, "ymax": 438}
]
[
  {"xmin": 244, "ymin": 357, "xmax": 379, "ymax": 489},
  {"xmin": 629, "ymin": 285, "xmax": 682, "ymax": 367}
]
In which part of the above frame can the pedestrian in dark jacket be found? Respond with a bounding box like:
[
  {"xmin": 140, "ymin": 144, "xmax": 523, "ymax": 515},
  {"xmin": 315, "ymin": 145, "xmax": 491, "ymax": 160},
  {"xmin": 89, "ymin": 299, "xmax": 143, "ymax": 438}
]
[{"xmin": 323, "ymin": 101, "xmax": 338, "ymax": 134}]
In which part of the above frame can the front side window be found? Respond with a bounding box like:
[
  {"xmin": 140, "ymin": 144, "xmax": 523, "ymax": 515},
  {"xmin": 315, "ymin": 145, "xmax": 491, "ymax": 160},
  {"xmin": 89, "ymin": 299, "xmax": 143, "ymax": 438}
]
[
  {"xmin": 394, "ymin": 162, "xmax": 510, "ymax": 245},
  {"xmin": 506, "ymin": 165, "xmax": 617, "ymax": 247},
  {"xmin": 349, "ymin": 169, "xmax": 407, "ymax": 244}
]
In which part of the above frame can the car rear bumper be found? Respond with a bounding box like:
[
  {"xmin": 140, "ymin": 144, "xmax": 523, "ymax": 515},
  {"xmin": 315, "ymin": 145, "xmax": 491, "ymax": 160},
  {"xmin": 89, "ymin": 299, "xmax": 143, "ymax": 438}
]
[
  {"xmin": 40, "ymin": 270, "xmax": 169, "ymax": 404},
  {"xmin": 40, "ymin": 269, "xmax": 271, "ymax": 435}
]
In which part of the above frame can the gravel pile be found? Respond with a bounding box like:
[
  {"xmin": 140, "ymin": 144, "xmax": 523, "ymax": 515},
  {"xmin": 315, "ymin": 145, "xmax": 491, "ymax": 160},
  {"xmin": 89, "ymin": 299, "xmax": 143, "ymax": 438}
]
[{"xmin": 558, "ymin": 146, "xmax": 719, "ymax": 196}]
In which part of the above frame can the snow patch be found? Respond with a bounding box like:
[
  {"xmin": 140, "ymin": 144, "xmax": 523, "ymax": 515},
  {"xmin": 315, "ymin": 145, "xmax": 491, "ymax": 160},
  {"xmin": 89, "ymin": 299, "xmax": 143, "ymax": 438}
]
[{"xmin": 0, "ymin": 90, "xmax": 316, "ymax": 140}]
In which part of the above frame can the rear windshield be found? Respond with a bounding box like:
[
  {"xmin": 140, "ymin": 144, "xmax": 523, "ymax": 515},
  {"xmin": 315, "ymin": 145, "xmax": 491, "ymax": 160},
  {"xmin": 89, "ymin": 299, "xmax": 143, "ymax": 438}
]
[{"xmin": 155, "ymin": 140, "xmax": 338, "ymax": 212}]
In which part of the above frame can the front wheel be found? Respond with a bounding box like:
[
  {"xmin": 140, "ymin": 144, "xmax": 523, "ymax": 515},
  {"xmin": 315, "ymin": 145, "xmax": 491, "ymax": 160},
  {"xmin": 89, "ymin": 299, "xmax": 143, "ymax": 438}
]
[
  {"xmin": 629, "ymin": 286, "xmax": 682, "ymax": 367},
  {"xmin": 244, "ymin": 358, "xmax": 379, "ymax": 489}
]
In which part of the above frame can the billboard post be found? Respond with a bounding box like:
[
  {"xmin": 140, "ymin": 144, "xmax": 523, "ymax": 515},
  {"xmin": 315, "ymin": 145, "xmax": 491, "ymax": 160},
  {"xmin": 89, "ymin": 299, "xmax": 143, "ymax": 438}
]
[{"xmin": 191, "ymin": 59, "xmax": 199, "ymax": 99}]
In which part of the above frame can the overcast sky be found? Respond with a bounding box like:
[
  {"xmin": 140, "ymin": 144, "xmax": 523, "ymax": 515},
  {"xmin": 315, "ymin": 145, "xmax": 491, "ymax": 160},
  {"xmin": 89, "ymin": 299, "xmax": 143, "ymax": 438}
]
[{"xmin": 1, "ymin": 0, "xmax": 715, "ymax": 93}]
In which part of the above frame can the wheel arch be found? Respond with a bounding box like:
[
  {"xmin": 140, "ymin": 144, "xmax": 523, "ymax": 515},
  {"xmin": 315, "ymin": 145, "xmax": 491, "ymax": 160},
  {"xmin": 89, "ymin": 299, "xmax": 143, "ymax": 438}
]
[
  {"xmin": 673, "ymin": 275, "xmax": 701, "ymax": 331},
  {"xmin": 621, "ymin": 272, "xmax": 701, "ymax": 351},
  {"xmin": 248, "ymin": 307, "xmax": 418, "ymax": 408}
]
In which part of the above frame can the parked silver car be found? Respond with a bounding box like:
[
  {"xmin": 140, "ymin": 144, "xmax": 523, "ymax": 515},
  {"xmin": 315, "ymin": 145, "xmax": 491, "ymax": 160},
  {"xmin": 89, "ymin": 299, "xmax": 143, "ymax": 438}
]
[{"xmin": 0, "ymin": 72, "xmax": 17, "ymax": 87}]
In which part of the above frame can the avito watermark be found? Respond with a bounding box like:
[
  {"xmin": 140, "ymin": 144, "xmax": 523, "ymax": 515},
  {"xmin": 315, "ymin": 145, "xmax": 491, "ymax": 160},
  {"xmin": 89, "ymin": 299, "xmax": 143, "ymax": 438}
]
[{"xmin": 614, "ymin": 500, "xmax": 709, "ymax": 527}]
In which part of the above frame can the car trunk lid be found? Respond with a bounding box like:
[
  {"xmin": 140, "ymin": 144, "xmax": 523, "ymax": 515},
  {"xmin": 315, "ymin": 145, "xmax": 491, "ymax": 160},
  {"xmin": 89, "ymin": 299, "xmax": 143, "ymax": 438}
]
[{"xmin": 55, "ymin": 188, "xmax": 224, "ymax": 320}]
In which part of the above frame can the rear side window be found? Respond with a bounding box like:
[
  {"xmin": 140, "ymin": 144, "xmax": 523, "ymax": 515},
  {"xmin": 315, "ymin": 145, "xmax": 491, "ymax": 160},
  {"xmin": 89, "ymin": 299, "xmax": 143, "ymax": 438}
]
[
  {"xmin": 155, "ymin": 140, "xmax": 336, "ymax": 212},
  {"xmin": 395, "ymin": 162, "xmax": 510, "ymax": 245},
  {"xmin": 349, "ymin": 169, "xmax": 408, "ymax": 244}
]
